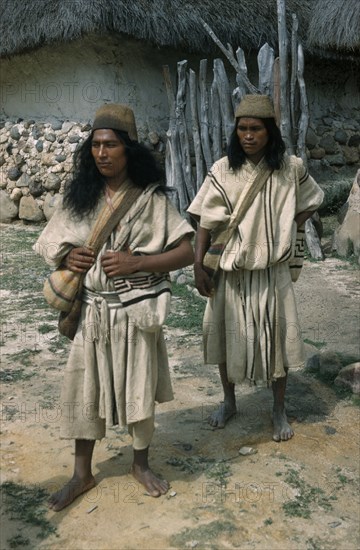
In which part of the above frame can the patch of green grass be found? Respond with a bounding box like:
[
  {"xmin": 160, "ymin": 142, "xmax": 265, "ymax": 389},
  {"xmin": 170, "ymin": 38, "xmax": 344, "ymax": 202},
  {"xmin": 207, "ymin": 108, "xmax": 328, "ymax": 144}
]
[
  {"xmin": 1, "ymin": 261, "xmax": 50, "ymax": 294},
  {"xmin": 0, "ymin": 367, "xmax": 35, "ymax": 383},
  {"xmin": 334, "ymin": 466, "xmax": 352, "ymax": 486},
  {"xmin": 306, "ymin": 538, "xmax": 322, "ymax": 550},
  {"xmin": 7, "ymin": 534, "xmax": 31, "ymax": 549},
  {"xmin": 48, "ymin": 334, "xmax": 69, "ymax": 354},
  {"xmin": 331, "ymin": 250, "xmax": 359, "ymax": 269},
  {"xmin": 332, "ymin": 384, "xmax": 354, "ymax": 401},
  {"xmin": 350, "ymin": 394, "xmax": 360, "ymax": 407},
  {"xmin": 173, "ymin": 362, "xmax": 203, "ymax": 377},
  {"xmin": 282, "ymin": 467, "xmax": 333, "ymax": 519},
  {"xmin": 1, "ymin": 349, "xmax": 41, "ymax": 382},
  {"xmin": 304, "ymin": 251, "xmax": 323, "ymax": 263},
  {"xmin": 166, "ymin": 455, "xmax": 215, "ymax": 474},
  {"xmin": 166, "ymin": 283, "xmax": 205, "ymax": 331},
  {"xmin": 171, "ymin": 520, "xmax": 236, "ymax": 548},
  {"xmin": 205, "ymin": 462, "xmax": 232, "ymax": 487},
  {"xmin": 333, "ymin": 262, "xmax": 358, "ymax": 271},
  {"xmin": 1, "ymin": 405, "xmax": 19, "ymax": 420},
  {"xmin": 264, "ymin": 518, "xmax": 273, "ymax": 526},
  {"xmin": 38, "ymin": 323, "xmax": 56, "ymax": 334},
  {"xmin": 321, "ymin": 215, "xmax": 337, "ymax": 239},
  {"xmin": 166, "ymin": 455, "xmax": 232, "ymax": 488},
  {"xmin": 6, "ymin": 348, "xmax": 41, "ymax": 367},
  {"xmin": 275, "ymin": 453, "xmax": 288, "ymax": 460},
  {"xmin": 0, "ymin": 226, "xmax": 50, "ymax": 295},
  {"xmin": 38, "ymin": 400, "xmax": 56, "ymax": 410},
  {"xmin": 303, "ymin": 338, "xmax": 327, "ymax": 350},
  {"xmin": 1, "ymin": 481, "xmax": 56, "ymax": 541}
]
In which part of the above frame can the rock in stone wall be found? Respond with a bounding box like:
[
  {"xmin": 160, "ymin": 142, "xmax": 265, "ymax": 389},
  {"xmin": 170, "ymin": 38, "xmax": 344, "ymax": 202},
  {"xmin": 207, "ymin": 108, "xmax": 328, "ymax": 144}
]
[
  {"xmin": 0, "ymin": 189, "xmax": 19, "ymax": 222},
  {"xmin": 0, "ymin": 119, "xmax": 165, "ymax": 223}
]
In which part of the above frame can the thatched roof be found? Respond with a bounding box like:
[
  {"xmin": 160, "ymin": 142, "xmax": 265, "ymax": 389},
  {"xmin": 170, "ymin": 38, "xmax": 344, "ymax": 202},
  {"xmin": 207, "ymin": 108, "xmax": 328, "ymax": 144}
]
[
  {"xmin": 308, "ymin": 0, "xmax": 360, "ymax": 53},
  {"xmin": 0, "ymin": 0, "xmax": 359, "ymax": 60}
]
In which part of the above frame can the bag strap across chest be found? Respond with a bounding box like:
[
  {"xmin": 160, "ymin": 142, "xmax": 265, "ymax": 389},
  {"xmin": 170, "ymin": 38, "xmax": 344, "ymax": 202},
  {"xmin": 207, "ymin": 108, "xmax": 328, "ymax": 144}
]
[
  {"xmin": 84, "ymin": 181, "xmax": 145, "ymax": 256},
  {"xmin": 203, "ymin": 166, "xmax": 273, "ymax": 274}
]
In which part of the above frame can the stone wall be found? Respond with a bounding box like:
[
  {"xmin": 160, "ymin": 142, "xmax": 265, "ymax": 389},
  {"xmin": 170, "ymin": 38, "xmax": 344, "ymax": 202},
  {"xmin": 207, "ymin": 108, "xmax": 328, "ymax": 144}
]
[
  {"xmin": 0, "ymin": 120, "xmax": 164, "ymax": 223},
  {"xmin": 307, "ymin": 111, "xmax": 360, "ymax": 167},
  {"xmin": 306, "ymin": 108, "xmax": 360, "ymax": 211},
  {"xmin": 1, "ymin": 111, "xmax": 359, "ymax": 223}
]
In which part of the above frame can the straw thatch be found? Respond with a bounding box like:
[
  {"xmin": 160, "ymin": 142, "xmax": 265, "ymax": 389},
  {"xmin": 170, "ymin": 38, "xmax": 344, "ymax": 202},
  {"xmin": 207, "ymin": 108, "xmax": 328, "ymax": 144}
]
[
  {"xmin": 308, "ymin": 0, "xmax": 360, "ymax": 53},
  {"xmin": 0, "ymin": 0, "xmax": 358, "ymax": 59}
]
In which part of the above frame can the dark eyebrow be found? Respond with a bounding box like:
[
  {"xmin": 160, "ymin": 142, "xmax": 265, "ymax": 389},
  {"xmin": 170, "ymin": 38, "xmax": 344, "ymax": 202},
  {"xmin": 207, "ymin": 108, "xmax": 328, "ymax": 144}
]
[
  {"xmin": 237, "ymin": 124, "xmax": 264, "ymax": 129},
  {"xmin": 91, "ymin": 139, "xmax": 120, "ymax": 145}
]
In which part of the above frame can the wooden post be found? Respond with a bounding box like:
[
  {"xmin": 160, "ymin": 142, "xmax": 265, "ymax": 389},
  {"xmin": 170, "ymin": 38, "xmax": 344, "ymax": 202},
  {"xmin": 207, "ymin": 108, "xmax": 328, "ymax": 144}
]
[
  {"xmin": 258, "ymin": 44, "xmax": 275, "ymax": 97},
  {"xmin": 199, "ymin": 59, "xmax": 213, "ymax": 170},
  {"xmin": 273, "ymin": 58, "xmax": 281, "ymax": 127},
  {"xmin": 277, "ymin": 0, "xmax": 294, "ymax": 154},
  {"xmin": 210, "ymin": 78, "xmax": 222, "ymax": 161},
  {"xmin": 200, "ymin": 18, "xmax": 259, "ymax": 95},
  {"xmin": 305, "ymin": 218, "xmax": 324, "ymax": 260},
  {"xmin": 189, "ymin": 69, "xmax": 204, "ymax": 192},
  {"xmin": 176, "ymin": 60, "xmax": 195, "ymax": 203},
  {"xmin": 290, "ymin": 13, "xmax": 299, "ymax": 136},
  {"xmin": 213, "ymin": 58, "xmax": 235, "ymax": 145},
  {"xmin": 297, "ymin": 42, "xmax": 309, "ymax": 164},
  {"xmin": 232, "ymin": 47, "xmax": 248, "ymax": 105},
  {"xmin": 163, "ymin": 65, "xmax": 188, "ymax": 213}
]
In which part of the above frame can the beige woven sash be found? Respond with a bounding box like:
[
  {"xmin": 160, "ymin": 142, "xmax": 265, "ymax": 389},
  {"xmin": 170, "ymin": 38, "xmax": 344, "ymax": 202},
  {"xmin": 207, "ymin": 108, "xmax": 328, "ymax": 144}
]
[{"xmin": 85, "ymin": 179, "xmax": 144, "ymax": 255}]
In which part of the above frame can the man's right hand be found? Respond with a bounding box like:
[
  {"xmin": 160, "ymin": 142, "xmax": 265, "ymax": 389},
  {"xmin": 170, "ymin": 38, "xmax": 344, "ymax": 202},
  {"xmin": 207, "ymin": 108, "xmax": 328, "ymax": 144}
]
[
  {"xmin": 194, "ymin": 263, "xmax": 214, "ymax": 297},
  {"xmin": 64, "ymin": 247, "xmax": 95, "ymax": 273}
]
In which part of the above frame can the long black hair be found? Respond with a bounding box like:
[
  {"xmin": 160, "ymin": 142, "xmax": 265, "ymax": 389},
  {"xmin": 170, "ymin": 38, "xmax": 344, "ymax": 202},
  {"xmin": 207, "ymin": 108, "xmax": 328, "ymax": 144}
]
[
  {"xmin": 63, "ymin": 130, "xmax": 164, "ymax": 218},
  {"xmin": 227, "ymin": 117, "xmax": 286, "ymax": 171}
]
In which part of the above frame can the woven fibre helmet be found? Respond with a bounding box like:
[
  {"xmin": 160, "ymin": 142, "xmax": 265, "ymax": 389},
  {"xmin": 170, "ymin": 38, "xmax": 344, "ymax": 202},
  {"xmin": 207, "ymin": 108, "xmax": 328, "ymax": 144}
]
[
  {"xmin": 92, "ymin": 103, "xmax": 138, "ymax": 141},
  {"xmin": 235, "ymin": 95, "xmax": 275, "ymax": 119}
]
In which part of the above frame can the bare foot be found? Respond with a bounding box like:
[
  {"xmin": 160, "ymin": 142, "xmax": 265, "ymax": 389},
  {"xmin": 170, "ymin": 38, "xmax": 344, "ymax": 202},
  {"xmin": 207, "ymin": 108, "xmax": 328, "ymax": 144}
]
[
  {"xmin": 208, "ymin": 401, "xmax": 237, "ymax": 429},
  {"xmin": 131, "ymin": 464, "xmax": 169, "ymax": 497},
  {"xmin": 272, "ymin": 410, "xmax": 294, "ymax": 442},
  {"xmin": 48, "ymin": 475, "xmax": 96, "ymax": 511}
]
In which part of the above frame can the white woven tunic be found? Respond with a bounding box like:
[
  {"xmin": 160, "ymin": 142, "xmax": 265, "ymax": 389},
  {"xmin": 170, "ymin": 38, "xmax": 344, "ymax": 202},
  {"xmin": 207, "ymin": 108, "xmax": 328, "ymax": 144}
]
[
  {"xmin": 35, "ymin": 183, "xmax": 194, "ymax": 438},
  {"xmin": 188, "ymin": 155, "xmax": 324, "ymax": 383}
]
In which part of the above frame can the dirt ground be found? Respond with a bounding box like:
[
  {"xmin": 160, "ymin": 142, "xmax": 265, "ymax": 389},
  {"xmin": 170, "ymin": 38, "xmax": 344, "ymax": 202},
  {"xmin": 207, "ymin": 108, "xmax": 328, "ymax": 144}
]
[{"xmin": 0, "ymin": 223, "xmax": 359, "ymax": 550}]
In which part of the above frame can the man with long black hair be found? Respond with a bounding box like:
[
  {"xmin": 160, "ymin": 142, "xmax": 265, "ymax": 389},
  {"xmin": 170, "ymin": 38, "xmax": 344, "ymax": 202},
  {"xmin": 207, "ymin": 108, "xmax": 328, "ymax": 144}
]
[
  {"xmin": 188, "ymin": 95, "xmax": 323, "ymax": 442},
  {"xmin": 35, "ymin": 104, "xmax": 194, "ymax": 510}
]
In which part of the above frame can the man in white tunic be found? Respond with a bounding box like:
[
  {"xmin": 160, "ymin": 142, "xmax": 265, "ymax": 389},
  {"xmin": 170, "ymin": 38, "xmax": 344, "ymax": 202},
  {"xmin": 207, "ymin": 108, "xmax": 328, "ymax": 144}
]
[
  {"xmin": 188, "ymin": 95, "xmax": 323, "ymax": 442},
  {"xmin": 35, "ymin": 104, "xmax": 194, "ymax": 510}
]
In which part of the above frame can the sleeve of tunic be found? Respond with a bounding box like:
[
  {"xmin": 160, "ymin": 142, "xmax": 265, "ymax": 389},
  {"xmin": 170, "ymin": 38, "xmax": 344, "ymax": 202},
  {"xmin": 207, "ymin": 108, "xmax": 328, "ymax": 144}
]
[
  {"xmin": 187, "ymin": 176, "xmax": 211, "ymax": 222},
  {"xmin": 32, "ymin": 202, "xmax": 95, "ymax": 267},
  {"xmin": 187, "ymin": 157, "xmax": 231, "ymax": 230},
  {"xmin": 293, "ymin": 157, "xmax": 324, "ymax": 214},
  {"xmin": 125, "ymin": 191, "xmax": 194, "ymax": 256},
  {"xmin": 162, "ymin": 193, "xmax": 195, "ymax": 251}
]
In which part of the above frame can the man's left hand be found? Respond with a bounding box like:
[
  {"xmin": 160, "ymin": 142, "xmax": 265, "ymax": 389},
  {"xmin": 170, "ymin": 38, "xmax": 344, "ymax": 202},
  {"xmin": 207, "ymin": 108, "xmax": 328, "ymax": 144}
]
[{"xmin": 101, "ymin": 250, "xmax": 139, "ymax": 277}]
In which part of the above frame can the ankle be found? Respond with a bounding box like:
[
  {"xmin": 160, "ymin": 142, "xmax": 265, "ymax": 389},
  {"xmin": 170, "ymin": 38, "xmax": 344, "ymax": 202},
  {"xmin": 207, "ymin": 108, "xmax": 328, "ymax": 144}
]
[
  {"xmin": 224, "ymin": 384, "xmax": 235, "ymax": 399},
  {"xmin": 133, "ymin": 447, "xmax": 150, "ymax": 471},
  {"xmin": 72, "ymin": 470, "xmax": 94, "ymax": 482}
]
